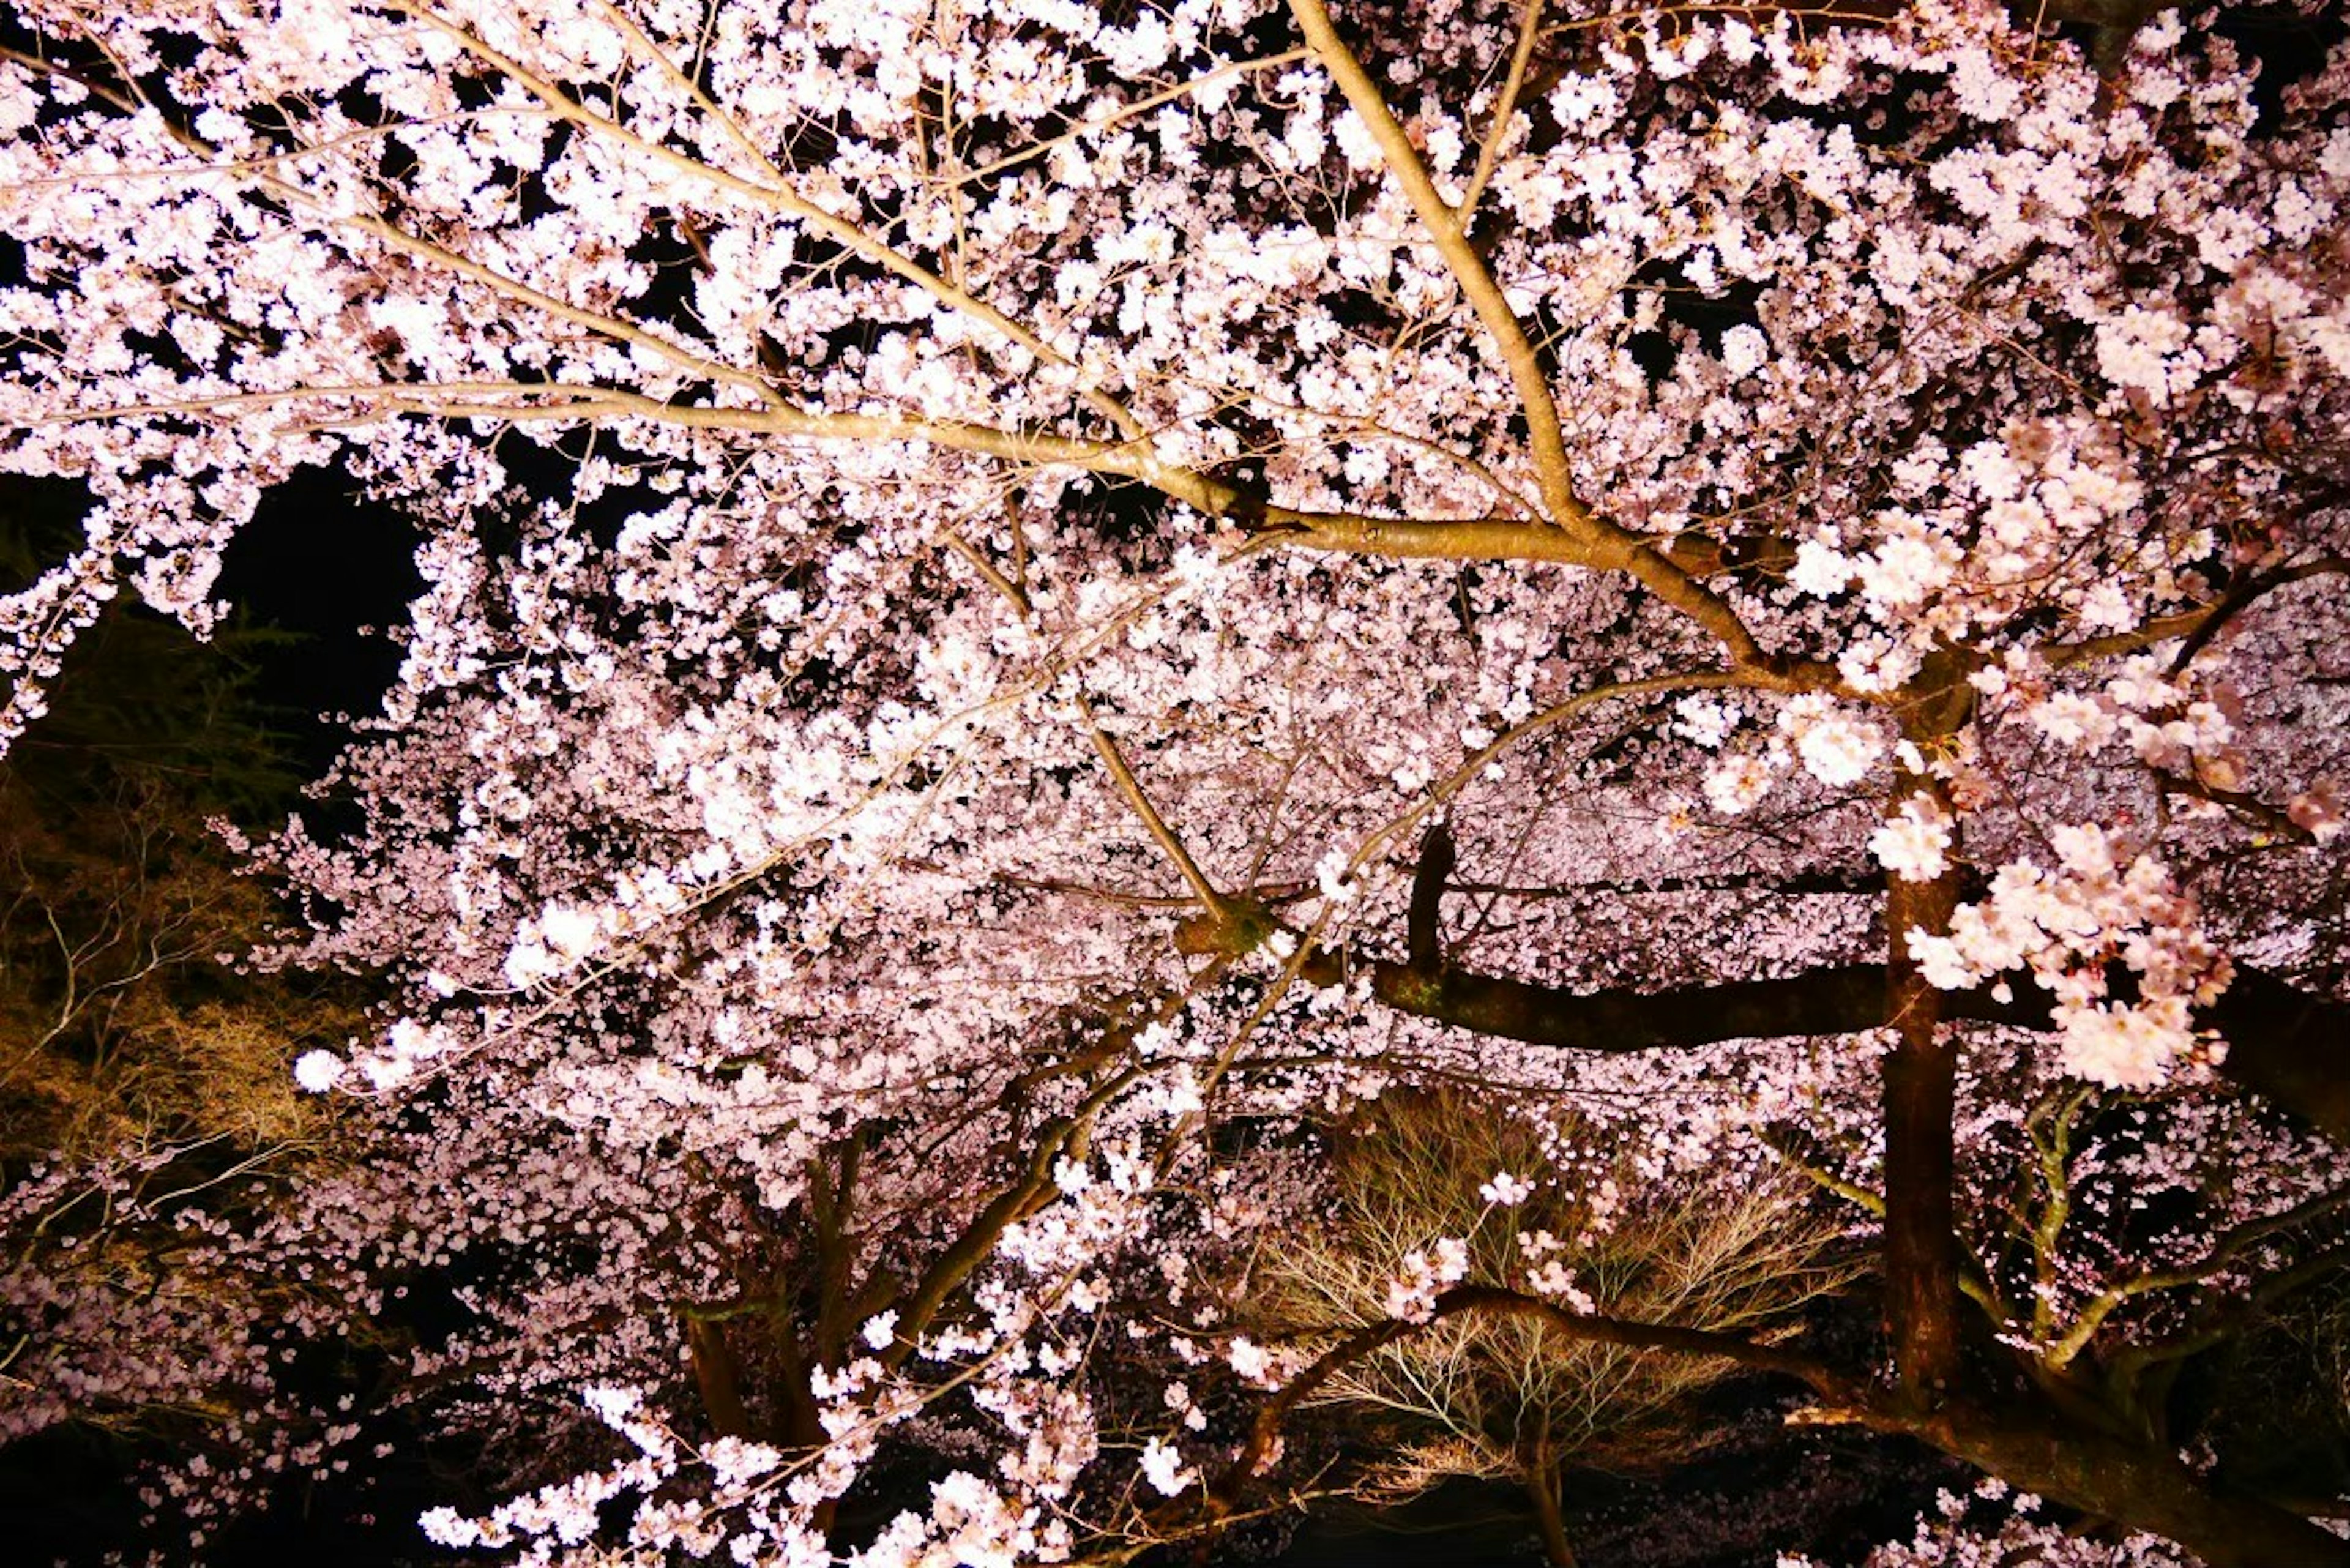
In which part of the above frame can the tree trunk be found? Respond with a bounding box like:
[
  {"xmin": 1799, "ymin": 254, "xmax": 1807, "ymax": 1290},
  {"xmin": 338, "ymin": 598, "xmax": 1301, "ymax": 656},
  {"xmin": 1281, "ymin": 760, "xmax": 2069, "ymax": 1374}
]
[
  {"xmin": 1523, "ymin": 1457, "xmax": 1577, "ymax": 1568},
  {"xmin": 1880, "ymin": 739, "xmax": 1968, "ymax": 1403},
  {"xmin": 685, "ymin": 1314, "xmax": 753, "ymax": 1439}
]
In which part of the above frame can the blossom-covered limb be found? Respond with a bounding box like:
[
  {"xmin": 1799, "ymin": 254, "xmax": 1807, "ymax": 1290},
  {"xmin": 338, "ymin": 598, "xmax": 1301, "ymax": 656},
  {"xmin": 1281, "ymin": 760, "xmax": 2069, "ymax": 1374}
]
[
  {"xmin": 1453, "ymin": 0, "xmax": 1544, "ymax": 230},
  {"xmin": 375, "ymin": 0, "xmax": 1155, "ymax": 444},
  {"xmin": 1286, "ymin": 0, "xmax": 1591, "ymax": 532},
  {"xmin": 2045, "ymin": 549, "xmax": 2350, "ymax": 668},
  {"xmin": 1367, "ymin": 951, "xmax": 2350, "ymax": 1141}
]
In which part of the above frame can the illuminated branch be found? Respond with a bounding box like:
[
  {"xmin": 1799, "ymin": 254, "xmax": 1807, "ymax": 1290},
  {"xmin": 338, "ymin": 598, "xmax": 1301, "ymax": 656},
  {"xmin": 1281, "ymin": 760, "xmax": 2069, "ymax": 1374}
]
[
  {"xmin": 1365, "ymin": 952, "xmax": 2350, "ymax": 1144},
  {"xmin": 1204, "ymin": 1282, "xmax": 1863, "ymax": 1515},
  {"xmin": 1456, "ymin": 0, "xmax": 1544, "ymax": 231},
  {"xmin": 1286, "ymin": 0, "xmax": 1591, "ymax": 533}
]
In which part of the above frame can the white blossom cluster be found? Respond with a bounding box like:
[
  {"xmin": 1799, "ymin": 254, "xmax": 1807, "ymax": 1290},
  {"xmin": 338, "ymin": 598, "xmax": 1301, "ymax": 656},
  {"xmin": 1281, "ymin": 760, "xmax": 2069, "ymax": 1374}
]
[{"xmin": 1909, "ymin": 825, "xmax": 2230, "ymax": 1089}]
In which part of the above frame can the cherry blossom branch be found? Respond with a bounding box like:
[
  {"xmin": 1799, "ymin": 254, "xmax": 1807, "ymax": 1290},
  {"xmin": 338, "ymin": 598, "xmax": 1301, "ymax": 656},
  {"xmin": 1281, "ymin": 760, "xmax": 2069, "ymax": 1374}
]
[
  {"xmin": 2160, "ymin": 550, "xmax": 2350, "ymax": 670},
  {"xmin": 2044, "ymin": 553, "xmax": 2350, "ymax": 668},
  {"xmin": 1360, "ymin": 943, "xmax": 2350, "ymax": 1147},
  {"xmin": 1286, "ymin": 0, "xmax": 1592, "ymax": 532},
  {"xmin": 1456, "ymin": 0, "xmax": 1544, "ymax": 232},
  {"xmin": 1076, "ymin": 696, "xmax": 1239, "ymax": 927},
  {"xmin": 1275, "ymin": 512, "xmax": 1610, "ymax": 566},
  {"xmin": 1154, "ymin": 370, "xmax": 1543, "ymax": 519},
  {"xmin": 942, "ymin": 496, "xmax": 1235, "ymax": 925},
  {"xmin": 938, "ymin": 527, "xmax": 1033, "ymax": 619},
  {"xmin": 0, "ymin": 43, "xmax": 140, "ymax": 116},
  {"xmin": 1529, "ymin": 0, "xmax": 1909, "ymax": 37},
  {"xmin": 2190, "ymin": 1177, "xmax": 2350, "ymax": 1269},
  {"xmin": 2023, "ymin": 1084, "xmax": 2097, "ymax": 1349},
  {"xmin": 952, "ymin": 49, "xmax": 1314, "ymax": 192},
  {"xmin": 0, "ymin": 102, "xmax": 562, "ymax": 193},
  {"xmin": 2150, "ymin": 767, "xmax": 2317, "ymax": 843},
  {"xmin": 2104, "ymin": 1243, "xmax": 2350, "ymax": 1383},
  {"xmin": 882, "ymin": 1063, "xmax": 1140, "ymax": 1369},
  {"xmin": 1285, "ymin": 0, "xmax": 1816, "ymax": 681},
  {"xmin": 2035, "ymin": 1178, "xmax": 2350, "ymax": 1370},
  {"xmin": 45, "ymin": 377, "xmax": 1823, "ymax": 706},
  {"xmin": 379, "ymin": 0, "xmax": 1152, "ymax": 443},
  {"xmin": 1758, "ymin": 1122, "xmax": 1886, "ymax": 1218},
  {"xmin": 1444, "ymin": 867, "xmax": 1880, "ymax": 898},
  {"xmin": 19, "ymin": 379, "xmax": 1542, "ymax": 565}
]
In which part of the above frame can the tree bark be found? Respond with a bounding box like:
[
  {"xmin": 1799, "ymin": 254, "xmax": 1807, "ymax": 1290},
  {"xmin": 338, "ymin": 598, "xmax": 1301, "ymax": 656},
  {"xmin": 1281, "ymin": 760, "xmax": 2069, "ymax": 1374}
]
[
  {"xmin": 2208, "ymin": 967, "xmax": 2350, "ymax": 1143},
  {"xmin": 1523, "ymin": 1454, "xmax": 1577, "ymax": 1568},
  {"xmin": 1917, "ymin": 1399, "xmax": 2350, "ymax": 1568},
  {"xmin": 1278, "ymin": 821, "xmax": 2350, "ymax": 1561},
  {"xmin": 685, "ymin": 1315, "xmax": 753, "ymax": 1440},
  {"xmin": 1879, "ymin": 793, "xmax": 1966, "ymax": 1400},
  {"xmin": 1364, "ymin": 958, "xmax": 2350, "ymax": 1142}
]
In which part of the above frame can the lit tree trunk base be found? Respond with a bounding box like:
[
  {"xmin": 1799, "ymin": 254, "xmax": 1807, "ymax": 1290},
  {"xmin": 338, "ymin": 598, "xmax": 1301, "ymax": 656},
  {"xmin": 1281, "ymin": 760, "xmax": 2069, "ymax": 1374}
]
[
  {"xmin": 1200, "ymin": 1280, "xmax": 2350, "ymax": 1566},
  {"xmin": 1260, "ymin": 818, "xmax": 2350, "ymax": 1559},
  {"xmin": 1523, "ymin": 1460, "xmax": 1576, "ymax": 1568}
]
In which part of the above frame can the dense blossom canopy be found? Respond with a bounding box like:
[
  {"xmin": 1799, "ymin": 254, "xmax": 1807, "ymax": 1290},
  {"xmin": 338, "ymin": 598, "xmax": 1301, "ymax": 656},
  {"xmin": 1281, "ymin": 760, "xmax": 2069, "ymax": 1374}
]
[{"xmin": 3, "ymin": 0, "xmax": 2349, "ymax": 1561}]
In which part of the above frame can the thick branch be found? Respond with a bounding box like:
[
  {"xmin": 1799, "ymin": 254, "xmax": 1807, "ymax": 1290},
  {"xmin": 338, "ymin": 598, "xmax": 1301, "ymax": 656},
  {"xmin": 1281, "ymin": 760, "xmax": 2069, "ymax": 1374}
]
[
  {"xmin": 1186, "ymin": 1255, "xmax": 2350, "ymax": 1564},
  {"xmin": 1915, "ymin": 1398, "xmax": 2350, "ymax": 1568},
  {"xmin": 882, "ymin": 1066, "xmax": 1135, "ymax": 1370},
  {"xmin": 1367, "ymin": 958, "xmax": 2350, "ymax": 1143},
  {"xmin": 1373, "ymin": 961, "xmax": 1887, "ymax": 1051},
  {"xmin": 685, "ymin": 1316, "xmax": 754, "ymax": 1439},
  {"xmin": 2045, "ymin": 550, "xmax": 2350, "ymax": 668},
  {"xmin": 1404, "ymin": 820, "xmax": 1455, "ymax": 972},
  {"xmin": 2207, "ymin": 967, "xmax": 2350, "ymax": 1144}
]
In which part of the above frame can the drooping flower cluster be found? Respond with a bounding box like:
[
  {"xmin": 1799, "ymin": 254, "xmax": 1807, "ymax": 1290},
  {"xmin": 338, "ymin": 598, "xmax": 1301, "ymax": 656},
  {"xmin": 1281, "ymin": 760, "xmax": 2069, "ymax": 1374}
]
[{"xmin": 1909, "ymin": 824, "xmax": 2231, "ymax": 1088}]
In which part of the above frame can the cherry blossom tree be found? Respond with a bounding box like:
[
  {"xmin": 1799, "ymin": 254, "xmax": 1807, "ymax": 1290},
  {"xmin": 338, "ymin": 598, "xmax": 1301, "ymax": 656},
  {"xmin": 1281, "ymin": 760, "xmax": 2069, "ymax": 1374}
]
[{"xmin": 3, "ymin": 0, "xmax": 2349, "ymax": 1561}]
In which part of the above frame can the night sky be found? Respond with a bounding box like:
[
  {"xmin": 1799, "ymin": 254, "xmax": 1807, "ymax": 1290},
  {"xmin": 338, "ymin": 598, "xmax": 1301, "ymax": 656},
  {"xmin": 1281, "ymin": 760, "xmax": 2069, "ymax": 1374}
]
[{"xmin": 213, "ymin": 470, "xmax": 423, "ymax": 775}]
